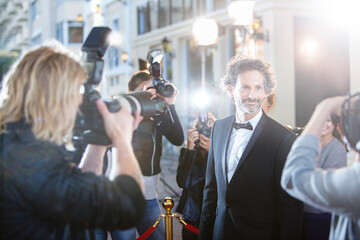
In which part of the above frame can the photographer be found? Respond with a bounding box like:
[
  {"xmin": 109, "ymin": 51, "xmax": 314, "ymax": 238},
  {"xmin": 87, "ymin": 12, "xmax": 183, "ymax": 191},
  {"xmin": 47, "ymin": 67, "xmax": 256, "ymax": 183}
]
[
  {"xmin": 281, "ymin": 95, "xmax": 360, "ymax": 240},
  {"xmin": 111, "ymin": 71, "xmax": 184, "ymax": 240},
  {"xmin": 176, "ymin": 112, "xmax": 216, "ymax": 240},
  {"xmin": 0, "ymin": 44, "xmax": 145, "ymax": 239}
]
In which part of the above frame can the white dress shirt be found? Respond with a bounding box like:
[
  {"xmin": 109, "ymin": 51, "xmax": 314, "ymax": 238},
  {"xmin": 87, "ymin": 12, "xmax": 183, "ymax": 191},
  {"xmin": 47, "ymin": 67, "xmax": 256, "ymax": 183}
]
[{"xmin": 227, "ymin": 110, "xmax": 263, "ymax": 182}]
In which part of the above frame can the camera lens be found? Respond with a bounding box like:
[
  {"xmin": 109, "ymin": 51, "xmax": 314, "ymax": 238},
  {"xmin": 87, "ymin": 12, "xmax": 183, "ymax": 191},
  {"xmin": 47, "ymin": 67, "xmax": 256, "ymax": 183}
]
[
  {"xmin": 157, "ymin": 83, "xmax": 174, "ymax": 98},
  {"xmin": 115, "ymin": 91, "xmax": 158, "ymax": 121}
]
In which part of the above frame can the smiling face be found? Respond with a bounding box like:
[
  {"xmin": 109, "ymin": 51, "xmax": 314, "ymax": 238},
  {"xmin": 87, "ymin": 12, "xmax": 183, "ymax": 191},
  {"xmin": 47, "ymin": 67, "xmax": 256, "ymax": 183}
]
[
  {"xmin": 321, "ymin": 116, "xmax": 335, "ymax": 137},
  {"xmin": 228, "ymin": 70, "xmax": 268, "ymax": 115}
]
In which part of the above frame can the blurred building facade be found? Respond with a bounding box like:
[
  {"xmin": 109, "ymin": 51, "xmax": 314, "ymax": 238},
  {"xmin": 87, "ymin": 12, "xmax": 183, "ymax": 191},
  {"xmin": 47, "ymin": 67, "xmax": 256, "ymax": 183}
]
[{"xmin": 1, "ymin": 0, "xmax": 360, "ymax": 131}]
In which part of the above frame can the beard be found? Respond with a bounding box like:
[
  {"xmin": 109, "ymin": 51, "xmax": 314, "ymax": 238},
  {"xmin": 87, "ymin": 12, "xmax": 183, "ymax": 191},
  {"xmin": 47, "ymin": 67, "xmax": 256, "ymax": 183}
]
[{"xmin": 235, "ymin": 97, "xmax": 264, "ymax": 114}]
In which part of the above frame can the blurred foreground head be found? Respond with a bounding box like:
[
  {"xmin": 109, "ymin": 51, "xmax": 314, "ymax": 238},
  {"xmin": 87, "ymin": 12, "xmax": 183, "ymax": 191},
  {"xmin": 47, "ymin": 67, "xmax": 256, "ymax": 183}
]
[{"xmin": 0, "ymin": 43, "xmax": 88, "ymax": 145}]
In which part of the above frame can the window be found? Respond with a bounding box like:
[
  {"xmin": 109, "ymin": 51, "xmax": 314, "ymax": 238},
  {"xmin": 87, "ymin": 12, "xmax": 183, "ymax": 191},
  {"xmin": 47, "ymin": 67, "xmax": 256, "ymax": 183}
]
[
  {"xmin": 112, "ymin": 18, "xmax": 119, "ymax": 31},
  {"xmin": 137, "ymin": 0, "xmax": 225, "ymax": 35},
  {"xmin": 184, "ymin": 0, "xmax": 194, "ymax": 20},
  {"xmin": 163, "ymin": 52, "xmax": 173, "ymax": 81},
  {"xmin": 56, "ymin": 22, "xmax": 63, "ymax": 43},
  {"xmin": 149, "ymin": 0, "xmax": 159, "ymax": 31},
  {"xmin": 107, "ymin": 46, "xmax": 119, "ymax": 69},
  {"xmin": 137, "ymin": 3, "xmax": 150, "ymax": 35},
  {"xmin": 31, "ymin": 34, "xmax": 42, "ymax": 46},
  {"xmin": 114, "ymin": 48, "xmax": 119, "ymax": 67},
  {"xmin": 158, "ymin": 0, "xmax": 170, "ymax": 28},
  {"xmin": 31, "ymin": 0, "xmax": 40, "ymax": 21},
  {"xmin": 172, "ymin": 0, "xmax": 182, "ymax": 24},
  {"xmin": 214, "ymin": 0, "xmax": 226, "ymax": 10},
  {"xmin": 68, "ymin": 21, "xmax": 83, "ymax": 43},
  {"xmin": 196, "ymin": 0, "xmax": 206, "ymax": 15}
]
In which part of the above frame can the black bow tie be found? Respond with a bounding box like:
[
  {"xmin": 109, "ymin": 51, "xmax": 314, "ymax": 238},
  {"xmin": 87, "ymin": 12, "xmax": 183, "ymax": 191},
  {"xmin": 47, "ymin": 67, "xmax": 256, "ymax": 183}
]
[{"xmin": 232, "ymin": 121, "xmax": 253, "ymax": 130}]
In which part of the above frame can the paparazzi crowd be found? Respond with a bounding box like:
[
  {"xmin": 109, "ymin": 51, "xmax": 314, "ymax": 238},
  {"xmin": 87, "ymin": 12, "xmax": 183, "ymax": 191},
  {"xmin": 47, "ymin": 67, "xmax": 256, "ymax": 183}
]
[{"xmin": 1, "ymin": 38, "xmax": 359, "ymax": 240}]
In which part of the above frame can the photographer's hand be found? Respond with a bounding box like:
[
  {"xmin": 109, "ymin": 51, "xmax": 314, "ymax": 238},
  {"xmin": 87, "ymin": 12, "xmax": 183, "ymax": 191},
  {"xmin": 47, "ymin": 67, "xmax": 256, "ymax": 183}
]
[
  {"xmin": 161, "ymin": 83, "xmax": 179, "ymax": 105},
  {"xmin": 160, "ymin": 84, "xmax": 178, "ymax": 105},
  {"xmin": 199, "ymin": 134, "xmax": 211, "ymax": 152},
  {"xmin": 187, "ymin": 128, "xmax": 199, "ymax": 150},
  {"xmin": 302, "ymin": 96, "xmax": 346, "ymax": 139},
  {"xmin": 93, "ymin": 100, "xmax": 144, "ymax": 193},
  {"xmin": 145, "ymin": 83, "xmax": 179, "ymax": 105}
]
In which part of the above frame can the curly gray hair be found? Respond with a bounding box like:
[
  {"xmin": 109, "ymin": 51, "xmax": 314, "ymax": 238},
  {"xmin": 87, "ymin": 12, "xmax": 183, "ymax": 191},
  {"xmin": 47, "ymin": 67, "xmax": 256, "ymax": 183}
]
[{"xmin": 220, "ymin": 55, "xmax": 276, "ymax": 94}]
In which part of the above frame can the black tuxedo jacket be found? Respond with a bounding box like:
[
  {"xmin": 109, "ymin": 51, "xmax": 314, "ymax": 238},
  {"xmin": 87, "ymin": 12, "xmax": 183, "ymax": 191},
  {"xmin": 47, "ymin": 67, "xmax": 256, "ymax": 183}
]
[{"xmin": 198, "ymin": 112, "xmax": 303, "ymax": 240}]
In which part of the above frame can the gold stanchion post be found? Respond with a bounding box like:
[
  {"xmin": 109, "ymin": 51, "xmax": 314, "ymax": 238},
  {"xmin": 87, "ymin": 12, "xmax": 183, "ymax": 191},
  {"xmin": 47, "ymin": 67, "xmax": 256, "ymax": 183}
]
[{"xmin": 162, "ymin": 197, "xmax": 174, "ymax": 240}]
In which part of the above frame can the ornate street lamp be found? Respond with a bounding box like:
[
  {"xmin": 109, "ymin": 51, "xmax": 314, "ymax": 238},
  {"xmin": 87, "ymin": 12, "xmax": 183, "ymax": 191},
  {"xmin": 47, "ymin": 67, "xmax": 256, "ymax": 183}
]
[
  {"xmin": 228, "ymin": 0, "xmax": 268, "ymax": 57},
  {"xmin": 192, "ymin": 18, "xmax": 219, "ymax": 88},
  {"xmin": 228, "ymin": 1, "xmax": 255, "ymax": 27}
]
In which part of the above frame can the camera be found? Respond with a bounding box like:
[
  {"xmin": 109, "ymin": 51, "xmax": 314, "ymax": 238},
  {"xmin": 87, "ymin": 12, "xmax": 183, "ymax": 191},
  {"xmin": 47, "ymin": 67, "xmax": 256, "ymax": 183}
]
[
  {"xmin": 147, "ymin": 49, "xmax": 174, "ymax": 98},
  {"xmin": 341, "ymin": 92, "xmax": 360, "ymax": 152},
  {"xmin": 286, "ymin": 125, "xmax": 304, "ymax": 137},
  {"xmin": 194, "ymin": 112, "xmax": 212, "ymax": 149},
  {"xmin": 74, "ymin": 27, "xmax": 158, "ymax": 146}
]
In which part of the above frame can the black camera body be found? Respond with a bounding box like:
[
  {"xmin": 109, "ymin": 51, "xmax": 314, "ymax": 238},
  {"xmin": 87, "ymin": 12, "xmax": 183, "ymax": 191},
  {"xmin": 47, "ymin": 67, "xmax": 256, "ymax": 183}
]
[
  {"xmin": 194, "ymin": 112, "xmax": 212, "ymax": 149},
  {"xmin": 286, "ymin": 125, "xmax": 304, "ymax": 137},
  {"xmin": 147, "ymin": 49, "xmax": 174, "ymax": 98},
  {"xmin": 75, "ymin": 27, "xmax": 157, "ymax": 146},
  {"xmin": 75, "ymin": 27, "xmax": 116, "ymax": 146}
]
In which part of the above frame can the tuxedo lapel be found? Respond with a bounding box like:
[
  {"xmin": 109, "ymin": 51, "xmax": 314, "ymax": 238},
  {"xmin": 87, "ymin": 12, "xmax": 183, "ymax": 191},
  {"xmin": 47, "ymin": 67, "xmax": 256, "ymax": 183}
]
[
  {"xmin": 220, "ymin": 115, "xmax": 235, "ymax": 184},
  {"xmin": 232, "ymin": 113, "xmax": 267, "ymax": 176}
]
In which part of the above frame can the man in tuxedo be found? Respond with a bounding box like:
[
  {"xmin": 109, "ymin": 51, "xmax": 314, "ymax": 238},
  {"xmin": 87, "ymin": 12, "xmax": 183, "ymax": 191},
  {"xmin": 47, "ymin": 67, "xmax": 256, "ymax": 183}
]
[{"xmin": 198, "ymin": 56, "xmax": 303, "ymax": 240}]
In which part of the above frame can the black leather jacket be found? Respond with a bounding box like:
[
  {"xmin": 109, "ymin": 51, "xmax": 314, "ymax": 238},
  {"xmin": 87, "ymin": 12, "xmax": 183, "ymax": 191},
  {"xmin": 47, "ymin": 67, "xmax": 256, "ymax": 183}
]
[
  {"xmin": 0, "ymin": 120, "xmax": 145, "ymax": 239},
  {"xmin": 176, "ymin": 147, "xmax": 208, "ymax": 224},
  {"xmin": 132, "ymin": 104, "xmax": 184, "ymax": 176}
]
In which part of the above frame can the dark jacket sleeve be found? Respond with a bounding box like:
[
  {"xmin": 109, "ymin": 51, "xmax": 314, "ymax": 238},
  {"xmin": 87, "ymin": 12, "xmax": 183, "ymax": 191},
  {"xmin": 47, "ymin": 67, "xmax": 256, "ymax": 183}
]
[
  {"xmin": 11, "ymin": 142, "xmax": 146, "ymax": 230},
  {"xmin": 275, "ymin": 131, "xmax": 303, "ymax": 239},
  {"xmin": 176, "ymin": 148, "xmax": 196, "ymax": 188},
  {"xmin": 156, "ymin": 104, "xmax": 184, "ymax": 146},
  {"xmin": 198, "ymin": 121, "xmax": 217, "ymax": 240}
]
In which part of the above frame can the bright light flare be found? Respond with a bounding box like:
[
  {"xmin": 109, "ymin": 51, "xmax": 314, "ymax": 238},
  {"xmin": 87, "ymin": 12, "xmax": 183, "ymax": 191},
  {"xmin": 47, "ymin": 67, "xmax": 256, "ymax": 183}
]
[
  {"xmin": 300, "ymin": 38, "xmax": 319, "ymax": 59},
  {"xmin": 108, "ymin": 31, "xmax": 122, "ymax": 46},
  {"xmin": 191, "ymin": 88, "xmax": 213, "ymax": 111},
  {"xmin": 327, "ymin": 0, "xmax": 360, "ymax": 26},
  {"xmin": 192, "ymin": 19, "xmax": 218, "ymax": 46},
  {"xmin": 228, "ymin": 1, "xmax": 255, "ymax": 26}
]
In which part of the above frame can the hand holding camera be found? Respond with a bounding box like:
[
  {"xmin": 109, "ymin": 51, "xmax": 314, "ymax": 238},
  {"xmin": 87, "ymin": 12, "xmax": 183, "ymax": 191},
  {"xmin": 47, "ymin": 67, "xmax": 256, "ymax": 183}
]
[
  {"xmin": 144, "ymin": 82, "xmax": 178, "ymax": 105},
  {"xmin": 187, "ymin": 128, "xmax": 200, "ymax": 150},
  {"xmin": 95, "ymin": 99, "xmax": 143, "ymax": 147},
  {"xmin": 187, "ymin": 125, "xmax": 211, "ymax": 151},
  {"xmin": 147, "ymin": 49, "xmax": 176, "ymax": 100},
  {"xmin": 75, "ymin": 27, "xmax": 158, "ymax": 146},
  {"xmin": 199, "ymin": 133, "xmax": 211, "ymax": 152}
]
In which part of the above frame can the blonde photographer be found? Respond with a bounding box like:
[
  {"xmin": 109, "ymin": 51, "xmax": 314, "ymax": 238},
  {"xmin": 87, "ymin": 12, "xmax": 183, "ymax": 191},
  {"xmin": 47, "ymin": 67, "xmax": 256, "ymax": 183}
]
[{"xmin": 0, "ymin": 44, "xmax": 145, "ymax": 240}]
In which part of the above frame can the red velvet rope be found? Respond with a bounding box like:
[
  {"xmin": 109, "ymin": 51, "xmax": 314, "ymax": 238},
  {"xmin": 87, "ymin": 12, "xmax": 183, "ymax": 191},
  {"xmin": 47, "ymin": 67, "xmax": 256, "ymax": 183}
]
[
  {"xmin": 136, "ymin": 217, "xmax": 161, "ymax": 240},
  {"xmin": 174, "ymin": 214, "xmax": 199, "ymax": 235},
  {"xmin": 136, "ymin": 225, "xmax": 157, "ymax": 240},
  {"xmin": 182, "ymin": 222, "xmax": 199, "ymax": 235},
  {"xmin": 136, "ymin": 213, "xmax": 200, "ymax": 239}
]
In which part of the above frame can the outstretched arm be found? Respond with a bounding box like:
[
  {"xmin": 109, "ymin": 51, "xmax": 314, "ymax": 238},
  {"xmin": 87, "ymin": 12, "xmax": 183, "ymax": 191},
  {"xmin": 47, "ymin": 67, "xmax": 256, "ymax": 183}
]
[
  {"xmin": 281, "ymin": 96, "xmax": 360, "ymax": 218},
  {"xmin": 301, "ymin": 96, "xmax": 345, "ymax": 138}
]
